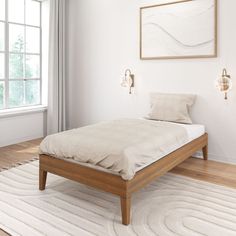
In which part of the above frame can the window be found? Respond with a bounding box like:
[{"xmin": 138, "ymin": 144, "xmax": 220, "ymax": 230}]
[{"xmin": 0, "ymin": 0, "xmax": 41, "ymax": 110}]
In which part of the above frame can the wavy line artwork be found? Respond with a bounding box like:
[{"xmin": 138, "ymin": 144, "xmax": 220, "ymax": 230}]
[
  {"xmin": 141, "ymin": 0, "xmax": 216, "ymax": 58},
  {"xmin": 144, "ymin": 22, "xmax": 214, "ymax": 48}
]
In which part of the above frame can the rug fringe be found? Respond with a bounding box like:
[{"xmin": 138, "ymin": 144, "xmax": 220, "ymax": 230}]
[{"xmin": 0, "ymin": 157, "xmax": 39, "ymax": 172}]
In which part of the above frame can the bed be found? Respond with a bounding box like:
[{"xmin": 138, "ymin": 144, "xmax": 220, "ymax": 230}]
[{"xmin": 39, "ymin": 119, "xmax": 208, "ymax": 225}]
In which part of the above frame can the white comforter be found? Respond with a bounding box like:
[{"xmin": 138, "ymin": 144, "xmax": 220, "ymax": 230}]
[{"xmin": 39, "ymin": 119, "xmax": 188, "ymax": 180}]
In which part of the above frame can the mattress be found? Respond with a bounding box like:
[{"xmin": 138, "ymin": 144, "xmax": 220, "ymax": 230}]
[
  {"xmin": 176, "ymin": 123, "xmax": 205, "ymax": 141},
  {"xmin": 39, "ymin": 119, "xmax": 205, "ymax": 179}
]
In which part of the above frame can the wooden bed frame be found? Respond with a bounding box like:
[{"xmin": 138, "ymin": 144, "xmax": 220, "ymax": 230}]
[{"xmin": 39, "ymin": 133, "xmax": 208, "ymax": 225}]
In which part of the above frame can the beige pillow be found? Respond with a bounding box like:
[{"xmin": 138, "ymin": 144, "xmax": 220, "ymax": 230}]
[{"xmin": 147, "ymin": 93, "xmax": 196, "ymax": 124}]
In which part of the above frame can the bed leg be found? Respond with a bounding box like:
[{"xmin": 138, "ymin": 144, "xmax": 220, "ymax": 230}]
[
  {"xmin": 202, "ymin": 144, "xmax": 208, "ymax": 160},
  {"xmin": 39, "ymin": 168, "xmax": 47, "ymax": 190},
  {"xmin": 120, "ymin": 196, "xmax": 131, "ymax": 225}
]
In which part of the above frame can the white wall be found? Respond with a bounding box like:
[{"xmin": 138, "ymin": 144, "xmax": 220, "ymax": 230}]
[
  {"xmin": 65, "ymin": 0, "xmax": 236, "ymax": 163},
  {"xmin": 0, "ymin": 111, "xmax": 46, "ymax": 147}
]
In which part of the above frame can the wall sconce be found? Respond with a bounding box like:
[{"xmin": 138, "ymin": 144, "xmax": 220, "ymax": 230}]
[
  {"xmin": 216, "ymin": 68, "xmax": 232, "ymax": 100},
  {"xmin": 121, "ymin": 69, "xmax": 134, "ymax": 94}
]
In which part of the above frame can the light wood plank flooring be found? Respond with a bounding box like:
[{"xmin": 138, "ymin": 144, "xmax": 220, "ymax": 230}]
[
  {"xmin": 0, "ymin": 139, "xmax": 236, "ymax": 235},
  {"xmin": 0, "ymin": 139, "xmax": 41, "ymax": 170}
]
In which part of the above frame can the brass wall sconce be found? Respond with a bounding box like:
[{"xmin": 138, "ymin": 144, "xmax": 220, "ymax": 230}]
[
  {"xmin": 121, "ymin": 69, "xmax": 134, "ymax": 94},
  {"xmin": 216, "ymin": 68, "xmax": 232, "ymax": 100}
]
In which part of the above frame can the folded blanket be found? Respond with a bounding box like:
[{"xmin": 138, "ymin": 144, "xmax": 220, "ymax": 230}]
[{"xmin": 39, "ymin": 119, "xmax": 188, "ymax": 180}]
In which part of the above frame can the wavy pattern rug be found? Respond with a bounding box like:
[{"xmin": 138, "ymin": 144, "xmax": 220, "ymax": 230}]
[{"xmin": 1, "ymin": 161, "xmax": 236, "ymax": 236}]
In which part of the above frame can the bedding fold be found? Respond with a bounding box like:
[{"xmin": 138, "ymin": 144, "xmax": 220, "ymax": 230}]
[{"xmin": 39, "ymin": 119, "xmax": 188, "ymax": 180}]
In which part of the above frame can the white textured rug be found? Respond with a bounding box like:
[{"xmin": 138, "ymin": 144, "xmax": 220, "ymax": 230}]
[{"xmin": 1, "ymin": 162, "xmax": 236, "ymax": 236}]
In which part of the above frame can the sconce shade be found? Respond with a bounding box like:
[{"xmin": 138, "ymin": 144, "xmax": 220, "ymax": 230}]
[
  {"xmin": 121, "ymin": 69, "xmax": 134, "ymax": 94},
  {"xmin": 216, "ymin": 69, "xmax": 232, "ymax": 99}
]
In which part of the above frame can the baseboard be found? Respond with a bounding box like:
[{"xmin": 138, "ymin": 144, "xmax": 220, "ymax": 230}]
[
  {"xmin": 208, "ymin": 153, "xmax": 236, "ymax": 165},
  {"xmin": 193, "ymin": 151, "xmax": 203, "ymax": 158},
  {"xmin": 0, "ymin": 134, "xmax": 44, "ymax": 148},
  {"xmin": 193, "ymin": 151, "xmax": 236, "ymax": 165}
]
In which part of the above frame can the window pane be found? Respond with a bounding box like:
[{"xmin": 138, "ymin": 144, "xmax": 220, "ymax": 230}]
[
  {"xmin": 0, "ymin": 81, "xmax": 4, "ymax": 109},
  {"xmin": 8, "ymin": 0, "xmax": 24, "ymax": 24},
  {"xmin": 9, "ymin": 53, "xmax": 24, "ymax": 78},
  {"xmin": 0, "ymin": 0, "xmax": 5, "ymax": 21},
  {"xmin": 9, "ymin": 80, "xmax": 24, "ymax": 108},
  {"xmin": 9, "ymin": 24, "xmax": 24, "ymax": 52},
  {"xmin": 26, "ymin": 0, "xmax": 40, "ymax": 26},
  {"xmin": 0, "ymin": 22, "xmax": 4, "ymax": 51},
  {"xmin": 0, "ymin": 53, "xmax": 4, "ymax": 78},
  {"xmin": 26, "ymin": 27, "xmax": 40, "ymax": 53},
  {"xmin": 26, "ymin": 55, "xmax": 40, "ymax": 78},
  {"xmin": 25, "ymin": 80, "xmax": 40, "ymax": 105}
]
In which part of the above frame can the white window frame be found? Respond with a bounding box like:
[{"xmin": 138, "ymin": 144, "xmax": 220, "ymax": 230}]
[{"xmin": 0, "ymin": 0, "xmax": 42, "ymax": 110}]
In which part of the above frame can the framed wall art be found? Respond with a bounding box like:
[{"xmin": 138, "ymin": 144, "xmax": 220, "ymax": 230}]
[{"xmin": 140, "ymin": 0, "xmax": 217, "ymax": 60}]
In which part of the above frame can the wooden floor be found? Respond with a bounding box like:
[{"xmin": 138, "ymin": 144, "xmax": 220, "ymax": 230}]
[
  {"xmin": 0, "ymin": 139, "xmax": 236, "ymax": 235},
  {"xmin": 0, "ymin": 139, "xmax": 41, "ymax": 170},
  {"xmin": 171, "ymin": 157, "xmax": 236, "ymax": 189}
]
